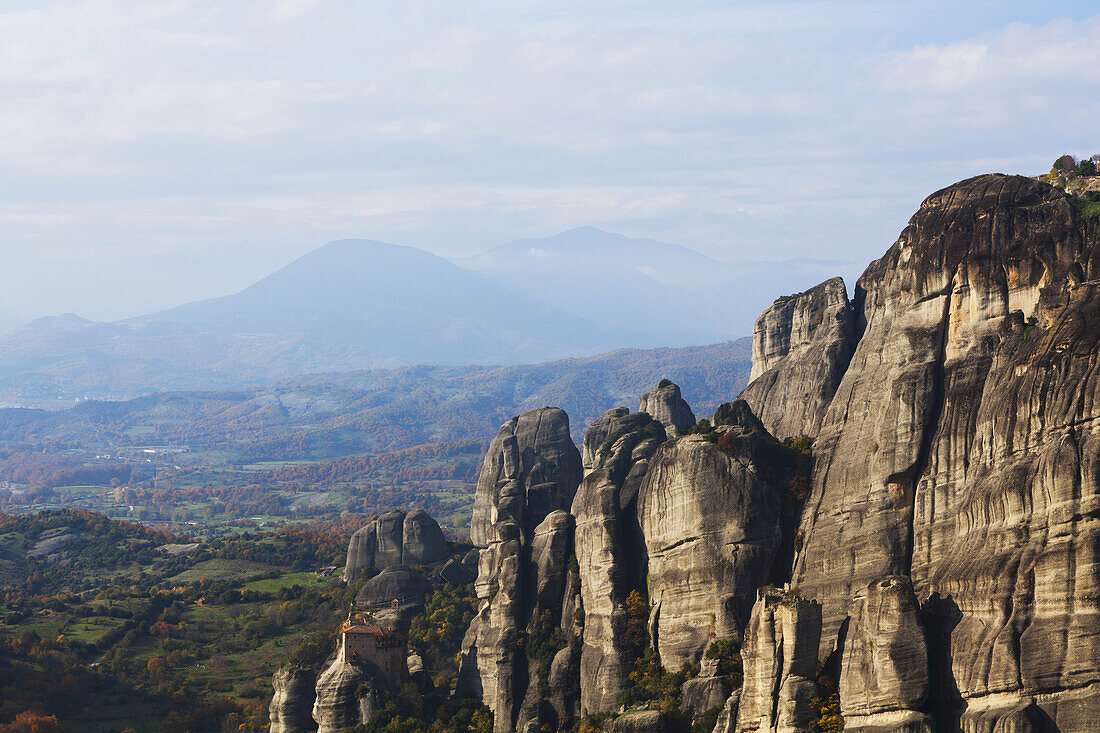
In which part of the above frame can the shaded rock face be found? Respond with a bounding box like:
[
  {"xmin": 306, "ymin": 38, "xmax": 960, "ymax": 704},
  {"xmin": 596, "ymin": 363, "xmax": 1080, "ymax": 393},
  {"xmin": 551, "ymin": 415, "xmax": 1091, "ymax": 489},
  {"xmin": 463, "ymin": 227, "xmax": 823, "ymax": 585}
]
[
  {"xmin": 840, "ymin": 576, "xmax": 930, "ymax": 732},
  {"xmin": 734, "ymin": 589, "xmax": 821, "ymax": 733},
  {"xmin": 470, "ymin": 407, "xmax": 583, "ymax": 548},
  {"xmin": 739, "ymin": 276, "xmax": 855, "ymax": 440},
  {"xmin": 355, "ymin": 564, "xmax": 431, "ymax": 614},
  {"xmin": 343, "ymin": 509, "xmax": 450, "ymax": 582},
  {"xmin": 573, "ymin": 408, "xmax": 665, "ymax": 714},
  {"xmin": 639, "ymin": 382, "xmax": 696, "ymax": 438},
  {"xmin": 785, "ymin": 175, "xmax": 1100, "ymax": 727},
  {"xmin": 269, "ymin": 665, "xmax": 316, "ymax": 733},
  {"xmin": 637, "ymin": 433, "xmax": 781, "ymax": 671},
  {"xmin": 462, "ymin": 513, "xmax": 578, "ymax": 733},
  {"xmin": 711, "ymin": 689, "xmax": 740, "ymax": 733}
]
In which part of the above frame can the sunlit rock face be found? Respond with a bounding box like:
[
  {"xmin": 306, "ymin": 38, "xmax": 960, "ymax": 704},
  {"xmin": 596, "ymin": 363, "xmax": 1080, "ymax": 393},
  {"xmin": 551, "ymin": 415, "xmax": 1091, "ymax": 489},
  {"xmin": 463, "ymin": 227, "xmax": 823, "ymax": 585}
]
[
  {"xmin": 739, "ymin": 276, "xmax": 855, "ymax": 440},
  {"xmin": 470, "ymin": 407, "xmax": 582, "ymax": 548},
  {"xmin": 461, "ymin": 407, "xmax": 584, "ymax": 733},
  {"xmin": 637, "ymin": 428, "xmax": 781, "ymax": 672},
  {"xmin": 839, "ymin": 576, "xmax": 931, "ymax": 732},
  {"xmin": 343, "ymin": 509, "xmax": 450, "ymax": 582},
  {"xmin": 733, "ymin": 588, "xmax": 821, "ymax": 733},
  {"xmin": 787, "ymin": 174, "xmax": 1100, "ymax": 729},
  {"xmin": 638, "ymin": 382, "xmax": 696, "ymax": 438}
]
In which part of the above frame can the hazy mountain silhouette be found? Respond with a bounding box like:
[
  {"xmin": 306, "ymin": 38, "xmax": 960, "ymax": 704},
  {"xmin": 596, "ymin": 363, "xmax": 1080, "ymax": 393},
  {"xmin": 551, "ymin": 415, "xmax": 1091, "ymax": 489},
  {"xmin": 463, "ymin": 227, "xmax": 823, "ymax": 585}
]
[
  {"xmin": 149, "ymin": 238, "xmax": 610, "ymax": 365},
  {"xmin": 0, "ymin": 232, "xmax": 851, "ymax": 408},
  {"xmin": 462, "ymin": 227, "xmax": 853, "ymax": 338}
]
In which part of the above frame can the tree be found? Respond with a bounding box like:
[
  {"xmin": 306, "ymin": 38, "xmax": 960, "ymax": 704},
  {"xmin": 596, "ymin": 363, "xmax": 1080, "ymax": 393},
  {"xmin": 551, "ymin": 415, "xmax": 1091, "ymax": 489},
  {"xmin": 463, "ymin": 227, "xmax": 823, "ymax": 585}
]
[
  {"xmin": 1053, "ymin": 154, "xmax": 1077, "ymax": 174},
  {"xmin": 1079, "ymin": 158, "xmax": 1098, "ymax": 177}
]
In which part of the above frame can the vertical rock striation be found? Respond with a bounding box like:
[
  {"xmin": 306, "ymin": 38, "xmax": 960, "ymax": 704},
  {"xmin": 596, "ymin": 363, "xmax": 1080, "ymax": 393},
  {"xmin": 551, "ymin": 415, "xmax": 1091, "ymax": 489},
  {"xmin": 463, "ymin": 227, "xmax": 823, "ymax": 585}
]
[
  {"xmin": 461, "ymin": 407, "xmax": 584, "ymax": 733},
  {"xmin": 839, "ymin": 576, "xmax": 931, "ymax": 732},
  {"xmin": 270, "ymin": 665, "xmax": 316, "ymax": 733},
  {"xmin": 343, "ymin": 509, "xmax": 450, "ymax": 582},
  {"xmin": 787, "ymin": 174, "xmax": 1100, "ymax": 728},
  {"xmin": 573, "ymin": 408, "xmax": 666, "ymax": 714},
  {"xmin": 738, "ymin": 277, "xmax": 855, "ymax": 441},
  {"xmin": 637, "ymin": 414, "xmax": 781, "ymax": 672},
  {"xmin": 471, "ymin": 407, "xmax": 583, "ymax": 548},
  {"xmin": 639, "ymin": 382, "xmax": 697, "ymax": 438},
  {"xmin": 734, "ymin": 588, "xmax": 821, "ymax": 733}
]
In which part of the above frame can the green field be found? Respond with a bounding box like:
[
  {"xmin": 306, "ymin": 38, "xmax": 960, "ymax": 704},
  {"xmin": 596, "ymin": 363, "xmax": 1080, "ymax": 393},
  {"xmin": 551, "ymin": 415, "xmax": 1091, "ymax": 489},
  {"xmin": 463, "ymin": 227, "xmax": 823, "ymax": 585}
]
[
  {"xmin": 168, "ymin": 558, "xmax": 278, "ymax": 584},
  {"xmin": 242, "ymin": 570, "xmax": 328, "ymax": 593}
]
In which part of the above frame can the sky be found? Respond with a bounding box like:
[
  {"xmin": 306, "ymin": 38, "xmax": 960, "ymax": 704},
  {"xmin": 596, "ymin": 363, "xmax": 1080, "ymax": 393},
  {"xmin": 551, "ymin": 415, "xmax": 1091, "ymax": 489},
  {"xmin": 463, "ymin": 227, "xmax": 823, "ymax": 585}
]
[{"xmin": 1, "ymin": 1, "xmax": 1099, "ymax": 321}]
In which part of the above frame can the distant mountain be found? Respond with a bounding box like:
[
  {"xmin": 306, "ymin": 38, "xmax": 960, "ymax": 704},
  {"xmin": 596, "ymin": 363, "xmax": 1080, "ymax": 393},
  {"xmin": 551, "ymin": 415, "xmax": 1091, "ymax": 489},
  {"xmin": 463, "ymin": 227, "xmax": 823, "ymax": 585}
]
[
  {"xmin": 0, "ymin": 240, "xmax": 620, "ymax": 407},
  {"xmin": 461, "ymin": 227, "xmax": 854, "ymax": 339},
  {"xmin": 0, "ymin": 232, "xmax": 849, "ymax": 408},
  {"xmin": 0, "ymin": 339, "xmax": 753, "ymax": 456},
  {"xmin": 150, "ymin": 239, "xmax": 610, "ymax": 364}
]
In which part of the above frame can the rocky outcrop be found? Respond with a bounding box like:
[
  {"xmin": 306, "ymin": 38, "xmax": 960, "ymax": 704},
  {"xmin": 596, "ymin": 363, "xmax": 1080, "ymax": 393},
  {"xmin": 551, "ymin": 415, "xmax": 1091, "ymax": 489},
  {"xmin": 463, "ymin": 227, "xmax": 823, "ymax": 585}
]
[
  {"xmin": 269, "ymin": 665, "xmax": 316, "ymax": 733},
  {"xmin": 711, "ymin": 689, "xmax": 740, "ymax": 733},
  {"xmin": 840, "ymin": 577, "xmax": 930, "ymax": 732},
  {"xmin": 637, "ymin": 425, "xmax": 781, "ymax": 671},
  {"xmin": 454, "ymin": 174, "xmax": 1100, "ymax": 732},
  {"xmin": 470, "ymin": 407, "xmax": 583, "ymax": 547},
  {"xmin": 312, "ymin": 657, "xmax": 383, "ymax": 733},
  {"xmin": 604, "ymin": 710, "xmax": 664, "ymax": 733},
  {"xmin": 462, "ymin": 407, "xmax": 585, "ymax": 733},
  {"xmin": 784, "ymin": 174, "xmax": 1100, "ymax": 728},
  {"xmin": 734, "ymin": 588, "xmax": 821, "ymax": 733},
  {"xmin": 581, "ymin": 406, "xmax": 629, "ymax": 471},
  {"xmin": 573, "ymin": 409, "xmax": 665, "ymax": 714},
  {"xmin": 638, "ymin": 382, "xmax": 696, "ymax": 438},
  {"xmin": 738, "ymin": 276, "xmax": 855, "ymax": 440},
  {"xmin": 355, "ymin": 564, "xmax": 431, "ymax": 614},
  {"xmin": 344, "ymin": 509, "xmax": 450, "ymax": 582}
]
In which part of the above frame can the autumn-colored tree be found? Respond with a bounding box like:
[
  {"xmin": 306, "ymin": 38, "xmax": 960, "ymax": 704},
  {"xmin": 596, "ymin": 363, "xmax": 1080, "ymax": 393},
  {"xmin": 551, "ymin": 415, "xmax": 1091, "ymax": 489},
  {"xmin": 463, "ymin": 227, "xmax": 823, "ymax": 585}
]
[{"xmin": 0, "ymin": 711, "xmax": 65, "ymax": 733}]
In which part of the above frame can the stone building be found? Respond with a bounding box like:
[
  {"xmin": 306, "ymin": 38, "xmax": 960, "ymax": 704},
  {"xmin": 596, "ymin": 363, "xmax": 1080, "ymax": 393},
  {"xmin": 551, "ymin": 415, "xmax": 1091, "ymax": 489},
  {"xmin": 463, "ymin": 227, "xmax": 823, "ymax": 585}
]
[{"xmin": 339, "ymin": 611, "xmax": 408, "ymax": 682}]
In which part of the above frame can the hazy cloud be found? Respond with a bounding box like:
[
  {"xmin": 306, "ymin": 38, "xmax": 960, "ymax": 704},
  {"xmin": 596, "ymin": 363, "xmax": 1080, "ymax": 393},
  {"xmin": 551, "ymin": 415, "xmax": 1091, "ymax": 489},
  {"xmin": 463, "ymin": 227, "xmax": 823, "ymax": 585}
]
[{"xmin": 0, "ymin": 1, "xmax": 1097, "ymax": 320}]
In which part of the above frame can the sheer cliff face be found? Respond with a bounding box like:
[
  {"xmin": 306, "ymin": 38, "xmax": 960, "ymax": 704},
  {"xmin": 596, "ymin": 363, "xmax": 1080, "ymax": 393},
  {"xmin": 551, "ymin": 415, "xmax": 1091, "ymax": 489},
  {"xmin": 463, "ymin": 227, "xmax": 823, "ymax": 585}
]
[
  {"xmin": 573, "ymin": 410, "xmax": 665, "ymax": 714},
  {"xmin": 637, "ymin": 433, "xmax": 781, "ymax": 672},
  {"xmin": 790, "ymin": 175, "xmax": 1100, "ymax": 726},
  {"xmin": 462, "ymin": 407, "xmax": 584, "ymax": 733},
  {"xmin": 739, "ymin": 276, "xmax": 855, "ymax": 440},
  {"xmin": 471, "ymin": 407, "xmax": 583, "ymax": 547},
  {"xmin": 269, "ymin": 666, "xmax": 315, "ymax": 733}
]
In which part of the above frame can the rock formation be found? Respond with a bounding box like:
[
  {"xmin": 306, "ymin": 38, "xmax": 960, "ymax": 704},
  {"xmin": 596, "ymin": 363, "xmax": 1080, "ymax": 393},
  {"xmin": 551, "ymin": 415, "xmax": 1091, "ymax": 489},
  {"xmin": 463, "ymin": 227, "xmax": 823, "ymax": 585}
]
[
  {"xmin": 344, "ymin": 509, "xmax": 450, "ymax": 582},
  {"xmin": 355, "ymin": 564, "xmax": 431, "ymax": 614},
  {"xmin": 449, "ymin": 174, "xmax": 1100, "ymax": 732},
  {"xmin": 311, "ymin": 656, "xmax": 383, "ymax": 733},
  {"xmin": 738, "ymin": 276, "xmax": 855, "ymax": 440},
  {"xmin": 733, "ymin": 588, "xmax": 821, "ymax": 733},
  {"xmin": 470, "ymin": 407, "xmax": 583, "ymax": 548},
  {"xmin": 637, "ymin": 425, "xmax": 781, "ymax": 671},
  {"xmin": 573, "ymin": 408, "xmax": 665, "ymax": 714},
  {"xmin": 638, "ymin": 382, "xmax": 696, "ymax": 438},
  {"xmin": 839, "ymin": 576, "xmax": 931, "ymax": 732},
  {"xmin": 462, "ymin": 407, "xmax": 585, "ymax": 733},
  {"xmin": 789, "ymin": 174, "xmax": 1100, "ymax": 728},
  {"xmin": 269, "ymin": 665, "xmax": 316, "ymax": 733}
]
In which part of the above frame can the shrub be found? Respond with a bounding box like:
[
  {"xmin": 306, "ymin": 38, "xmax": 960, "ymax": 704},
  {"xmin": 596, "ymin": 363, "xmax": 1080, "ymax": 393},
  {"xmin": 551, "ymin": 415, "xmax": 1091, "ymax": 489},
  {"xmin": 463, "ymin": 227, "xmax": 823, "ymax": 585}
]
[{"xmin": 704, "ymin": 637, "xmax": 743, "ymax": 688}]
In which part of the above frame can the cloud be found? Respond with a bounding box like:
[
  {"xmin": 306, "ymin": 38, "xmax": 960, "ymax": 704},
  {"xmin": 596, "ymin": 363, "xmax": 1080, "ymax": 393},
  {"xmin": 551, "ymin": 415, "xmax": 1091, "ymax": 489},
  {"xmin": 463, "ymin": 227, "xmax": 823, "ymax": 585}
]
[
  {"xmin": 0, "ymin": 1, "xmax": 1098, "ymax": 318},
  {"xmin": 272, "ymin": 0, "xmax": 321, "ymax": 21}
]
